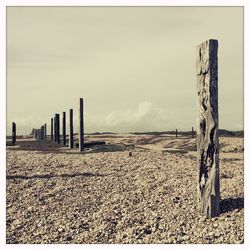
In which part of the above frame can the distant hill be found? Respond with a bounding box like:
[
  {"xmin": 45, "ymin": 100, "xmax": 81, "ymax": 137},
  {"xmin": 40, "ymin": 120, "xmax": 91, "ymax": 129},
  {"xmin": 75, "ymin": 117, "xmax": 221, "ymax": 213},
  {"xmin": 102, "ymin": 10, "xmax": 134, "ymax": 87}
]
[
  {"xmin": 131, "ymin": 129, "xmax": 244, "ymax": 137},
  {"xmin": 6, "ymin": 129, "xmax": 244, "ymax": 138},
  {"xmin": 87, "ymin": 132, "xmax": 117, "ymax": 135},
  {"xmin": 218, "ymin": 129, "xmax": 244, "ymax": 137}
]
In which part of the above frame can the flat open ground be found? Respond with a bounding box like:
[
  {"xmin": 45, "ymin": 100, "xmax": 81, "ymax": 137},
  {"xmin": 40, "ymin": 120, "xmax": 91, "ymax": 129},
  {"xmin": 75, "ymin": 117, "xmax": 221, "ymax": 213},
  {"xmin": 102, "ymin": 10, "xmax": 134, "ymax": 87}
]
[{"xmin": 6, "ymin": 133, "xmax": 244, "ymax": 243}]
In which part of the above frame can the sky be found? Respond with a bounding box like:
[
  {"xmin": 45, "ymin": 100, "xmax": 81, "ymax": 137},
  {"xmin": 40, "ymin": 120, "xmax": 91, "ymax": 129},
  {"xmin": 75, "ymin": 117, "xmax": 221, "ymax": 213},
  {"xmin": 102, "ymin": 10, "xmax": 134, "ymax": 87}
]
[{"xmin": 7, "ymin": 7, "xmax": 243, "ymax": 135}]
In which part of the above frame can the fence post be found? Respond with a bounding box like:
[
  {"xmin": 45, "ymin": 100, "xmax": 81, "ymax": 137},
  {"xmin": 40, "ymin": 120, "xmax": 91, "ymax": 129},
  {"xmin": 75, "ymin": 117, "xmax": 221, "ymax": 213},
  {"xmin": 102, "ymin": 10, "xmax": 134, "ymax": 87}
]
[
  {"xmin": 12, "ymin": 122, "xmax": 16, "ymax": 145},
  {"xmin": 63, "ymin": 112, "xmax": 66, "ymax": 146},
  {"xmin": 34, "ymin": 129, "xmax": 38, "ymax": 140},
  {"xmin": 197, "ymin": 39, "xmax": 220, "ymax": 218},
  {"xmin": 37, "ymin": 129, "xmax": 41, "ymax": 140},
  {"xmin": 54, "ymin": 117, "xmax": 56, "ymax": 141},
  {"xmin": 41, "ymin": 125, "xmax": 45, "ymax": 140},
  {"xmin": 192, "ymin": 126, "xmax": 194, "ymax": 138},
  {"xmin": 69, "ymin": 109, "xmax": 73, "ymax": 148},
  {"xmin": 79, "ymin": 98, "xmax": 84, "ymax": 152},
  {"xmin": 44, "ymin": 123, "xmax": 47, "ymax": 140},
  {"xmin": 51, "ymin": 118, "xmax": 54, "ymax": 141},
  {"xmin": 175, "ymin": 129, "xmax": 177, "ymax": 138},
  {"xmin": 55, "ymin": 113, "xmax": 60, "ymax": 144}
]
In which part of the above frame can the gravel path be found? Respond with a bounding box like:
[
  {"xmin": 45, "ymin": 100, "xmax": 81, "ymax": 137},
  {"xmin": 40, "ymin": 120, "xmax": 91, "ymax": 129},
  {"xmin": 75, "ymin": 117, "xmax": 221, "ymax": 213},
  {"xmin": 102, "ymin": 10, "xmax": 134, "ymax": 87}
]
[{"xmin": 6, "ymin": 137, "xmax": 244, "ymax": 244}]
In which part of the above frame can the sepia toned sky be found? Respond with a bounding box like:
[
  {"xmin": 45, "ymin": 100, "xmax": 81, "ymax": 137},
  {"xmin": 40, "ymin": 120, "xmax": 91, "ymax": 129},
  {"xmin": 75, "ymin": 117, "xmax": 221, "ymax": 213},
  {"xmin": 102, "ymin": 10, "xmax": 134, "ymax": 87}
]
[{"xmin": 7, "ymin": 7, "xmax": 243, "ymax": 135}]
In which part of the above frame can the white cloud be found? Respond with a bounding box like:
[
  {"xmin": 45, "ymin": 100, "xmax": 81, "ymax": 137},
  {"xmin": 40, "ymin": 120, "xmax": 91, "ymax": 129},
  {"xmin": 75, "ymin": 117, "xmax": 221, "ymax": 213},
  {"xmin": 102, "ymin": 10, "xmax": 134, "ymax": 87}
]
[
  {"xmin": 7, "ymin": 114, "xmax": 45, "ymax": 135},
  {"xmin": 86, "ymin": 101, "xmax": 173, "ymax": 133}
]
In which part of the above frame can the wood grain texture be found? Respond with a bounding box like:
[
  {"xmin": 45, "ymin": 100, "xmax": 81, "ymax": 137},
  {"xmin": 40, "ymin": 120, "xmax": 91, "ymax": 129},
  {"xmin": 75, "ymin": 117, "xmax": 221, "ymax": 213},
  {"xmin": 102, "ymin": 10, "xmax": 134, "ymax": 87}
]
[{"xmin": 196, "ymin": 40, "xmax": 220, "ymax": 218}]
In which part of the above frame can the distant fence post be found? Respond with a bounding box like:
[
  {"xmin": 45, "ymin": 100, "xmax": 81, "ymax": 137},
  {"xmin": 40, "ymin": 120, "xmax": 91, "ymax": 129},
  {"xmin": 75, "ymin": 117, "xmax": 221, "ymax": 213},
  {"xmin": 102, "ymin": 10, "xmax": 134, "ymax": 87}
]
[
  {"xmin": 69, "ymin": 109, "xmax": 74, "ymax": 148},
  {"xmin": 37, "ymin": 129, "xmax": 41, "ymax": 140},
  {"xmin": 44, "ymin": 123, "xmax": 47, "ymax": 140},
  {"xmin": 41, "ymin": 125, "xmax": 45, "ymax": 140},
  {"xmin": 79, "ymin": 98, "xmax": 84, "ymax": 152},
  {"xmin": 55, "ymin": 113, "xmax": 60, "ymax": 144},
  {"xmin": 175, "ymin": 129, "xmax": 177, "ymax": 138},
  {"xmin": 12, "ymin": 122, "xmax": 16, "ymax": 145},
  {"xmin": 51, "ymin": 118, "xmax": 54, "ymax": 141},
  {"xmin": 63, "ymin": 112, "xmax": 66, "ymax": 146},
  {"xmin": 34, "ymin": 129, "xmax": 38, "ymax": 140},
  {"xmin": 54, "ymin": 115, "xmax": 57, "ymax": 142},
  {"xmin": 197, "ymin": 39, "xmax": 220, "ymax": 218},
  {"xmin": 192, "ymin": 127, "xmax": 194, "ymax": 138}
]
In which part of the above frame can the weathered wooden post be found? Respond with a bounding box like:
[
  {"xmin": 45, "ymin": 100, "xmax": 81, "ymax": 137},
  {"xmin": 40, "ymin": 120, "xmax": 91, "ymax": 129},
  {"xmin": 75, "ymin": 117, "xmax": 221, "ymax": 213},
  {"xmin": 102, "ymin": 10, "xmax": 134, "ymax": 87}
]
[
  {"xmin": 69, "ymin": 109, "xmax": 74, "ymax": 148},
  {"xmin": 79, "ymin": 98, "xmax": 84, "ymax": 152},
  {"xmin": 34, "ymin": 129, "xmax": 38, "ymax": 140},
  {"xmin": 55, "ymin": 113, "xmax": 60, "ymax": 144},
  {"xmin": 175, "ymin": 129, "xmax": 178, "ymax": 138},
  {"xmin": 54, "ymin": 115, "xmax": 57, "ymax": 142},
  {"xmin": 62, "ymin": 112, "xmax": 66, "ymax": 146},
  {"xmin": 41, "ymin": 125, "xmax": 45, "ymax": 140},
  {"xmin": 40, "ymin": 126, "xmax": 43, "ymax": 140},
  {"xmin": 12, "ymin": 122, "xmax": 16, "ymax": 145},
  {"xmin": 197, "ymin": 39, "xmax": 220, "ymax": 218},
  {"xmin": 37, "ymin": 129, "xmax": 41, "ymax": 140},
  {"xmin": 51, "ymin": 118, "xmax": 54, "ymax": 141},
  {"xmin": 44, "ymin": 123, "xmax": 47, "ymax": 140},
  {"xmin": 192, "ymin": 127, "xmax": 194, "ymax": 138}
]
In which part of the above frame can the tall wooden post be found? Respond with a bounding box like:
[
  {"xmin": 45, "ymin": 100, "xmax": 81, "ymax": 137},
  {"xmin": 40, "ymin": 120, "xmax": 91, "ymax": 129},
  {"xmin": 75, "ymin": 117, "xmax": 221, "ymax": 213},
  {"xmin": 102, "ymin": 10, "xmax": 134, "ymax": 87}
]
[
  {"xmin": 62, "ymin": 112, "xmax": 66, "ymax": 146},
  {"xmin": 12, "ymin": 122, "xmax": 16, "ymax": 145},
  {"xmin": 192, "ymin": 127, "xmax": 194, "ymax": 138},
  {"xmin": 44, "ymin": 123, "xmax": 47, "ymax": 140},
  {"xmin": 69, "ymin": 109, "xmax": 74, "ymax": 148},
  {"xmin": 197, "ymin": 39, "xmax": 220, "ymax": 218},
  {"xmin": 55, "ymin": 113, "xmax": 60, "ymax": 144},
  {"xmin": 79, "ymin": 98, "xmax": 84, "ymax": 152},
  {"xmin": 175, "ymin": 129, "xmax": 177, "ymax": 138},
  {"xmin": 54, "ymin": 115, "xmax": 57, "ymax": 142},
  {"xmin": 51, "ymin": 118, "xmax": 54, "ymax": 141}
]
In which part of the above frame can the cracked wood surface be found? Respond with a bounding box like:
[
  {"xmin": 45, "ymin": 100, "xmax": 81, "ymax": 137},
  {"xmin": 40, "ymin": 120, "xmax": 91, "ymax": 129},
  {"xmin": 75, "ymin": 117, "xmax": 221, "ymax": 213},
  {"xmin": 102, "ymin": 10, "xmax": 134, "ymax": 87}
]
[{"xmin": 196, "ymin": 40, "xmax": 220, "ymax": 218}]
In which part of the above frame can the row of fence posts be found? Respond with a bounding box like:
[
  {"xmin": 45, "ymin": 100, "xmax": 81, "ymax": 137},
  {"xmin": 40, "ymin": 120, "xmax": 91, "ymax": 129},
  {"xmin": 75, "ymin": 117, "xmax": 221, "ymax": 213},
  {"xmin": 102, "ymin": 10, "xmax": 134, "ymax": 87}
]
[
  {"xmin": 30, "ymin": 98, "xmax": 84, "ymax": 152},
  {"xmin": 174, "ymin": 127, "xmax": 195, "ymax": 138},
  {"xmin": 32, "ymin": 124, "xmax": 47, "ymax": 141},
  {"xmin": 11, "ymin": 120, "xmax": 196, "ymax": 146}
]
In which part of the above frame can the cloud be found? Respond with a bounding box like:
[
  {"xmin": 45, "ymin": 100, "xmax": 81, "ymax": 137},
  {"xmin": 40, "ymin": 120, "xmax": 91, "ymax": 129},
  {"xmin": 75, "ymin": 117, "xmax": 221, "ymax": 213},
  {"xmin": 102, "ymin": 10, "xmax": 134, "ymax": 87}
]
[
  {"xmin": 6, "ymin": 101, "xmax": 195, "ymax": 135},
  {"xmin": 86, "ymin": 101, "xmax": 172, "ymax": 133},
  {"xmin": 7, "ymin": 114, "xmax": 45, "ymax": 135}
]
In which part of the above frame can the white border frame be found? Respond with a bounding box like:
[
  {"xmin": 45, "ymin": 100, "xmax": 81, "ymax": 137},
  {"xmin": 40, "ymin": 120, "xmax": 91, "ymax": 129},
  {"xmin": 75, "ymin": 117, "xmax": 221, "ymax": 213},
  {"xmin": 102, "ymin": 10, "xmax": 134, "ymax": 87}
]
[{"xmin": 0, "ymin": 1, "xmax": 248, "ymax": 249}]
